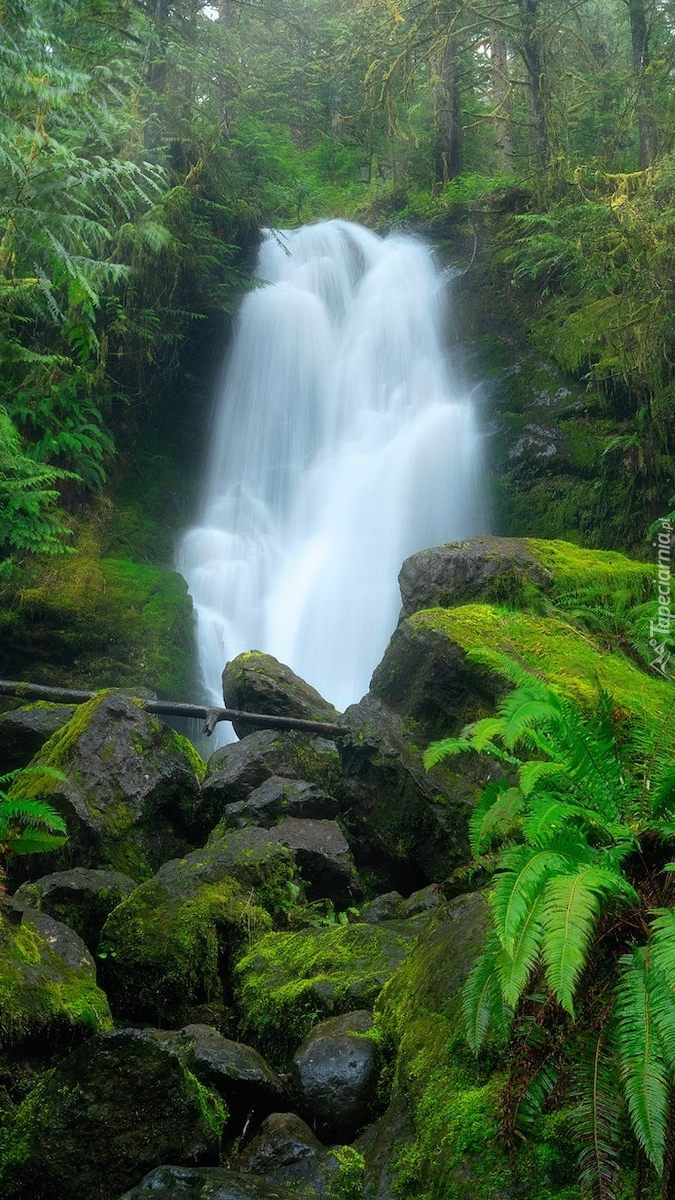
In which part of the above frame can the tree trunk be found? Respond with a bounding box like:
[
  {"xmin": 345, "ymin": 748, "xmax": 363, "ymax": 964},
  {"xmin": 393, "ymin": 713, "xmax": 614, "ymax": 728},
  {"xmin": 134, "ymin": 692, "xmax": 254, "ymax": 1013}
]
[
  {"xmin": 627, "ymin": 0, "xmax": 656, "ymax": 167},
  {"xmin": 432, "ymin": 37, "xmax": 462, "ymax": 185},
  {"xmin": 516, "ymin": 0, "xmax": 548, "ymax": 165},
  {"xmin": 491, "ymin": 24, "xmax": 513, "ymax": 170}
]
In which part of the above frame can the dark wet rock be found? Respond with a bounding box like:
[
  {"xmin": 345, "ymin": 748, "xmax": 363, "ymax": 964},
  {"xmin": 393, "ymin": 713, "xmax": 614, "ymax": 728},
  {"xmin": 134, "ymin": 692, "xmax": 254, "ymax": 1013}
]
[
  {"xmin": 233, "ymin": 915, "xmax": 428, "ymax": 1068},
  {"xmin": 13, "ymin": 866, "xmax": 137, "ymax": 952},
  {"xmin": 147, "ymin": 1025, "xmax": 287, "ymax": 1135},
  {"xmin": 0, "ymin": 703, "xmax": 75, "ymax": 772},
  {"xmin": 232, "ymin": 1111, "xmax": 338, "ymax": 1193},
  {"xmin": 197, "ymin": 732, "xmax": 342, "ymax": 839},
  {"xmin": 267, "ymin": 818, "xmax": 361, "ymax": 907},
  {"xmin": 292, "ymin": 1010, "xmax": 382, "ymax": 1141},
  {"xmin": 0, "ymin": 905, "xmax": 112, "ymax": 1080},
  {"xmin": 98, "ymin": 829, "xmax": 298, "ymax": 1027},
  {"xmin": 223, "ymin": 775, "xmax": 339, "ymax": 829},
  {"xmin": 222, "ymin": 652, "xmax": 340, "ymax": 738},
  {"xmin": 339, "ymin": 694, "xmax": 491, "ymax": 888},
  {"xmin": 358, "ymin": 891, "xmax": 404, "ymax": 923},
  {"xmin": 6, "ymin": 691, "xmax": 204, "ymax": 885},
  {"xmin": 0, "ymin": 1027, "xmax": 226, "ymax": 1200},
  {"xmin": 116, "ymin": 1164, "xmax": 316, "ymax": 1199},
  {"xmin": 397, "ymin": 535, "xmax": 552, "ymax": 619},
  {"xmin": 401, "ymin": 883, "xmax": 442, "ymax": 919}
]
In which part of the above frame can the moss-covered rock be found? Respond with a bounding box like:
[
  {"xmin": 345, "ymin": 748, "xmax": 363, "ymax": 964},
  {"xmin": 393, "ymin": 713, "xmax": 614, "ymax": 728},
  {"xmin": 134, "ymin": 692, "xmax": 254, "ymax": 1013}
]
[
  {"xmin": 116, "ymin": 1164, "xmax": 320, "ymax": 1198},
  {"xmin": 373, "ymin": 892, "xmax": 580, "ymax": 1200},
  {"xmin": 8, "ymin": 691, "xmax": 204, "ymax": 883},
  {"xmin": 0, "ymin": 1028, "xmax": 226, "ymax": 1200},
  {"xmin": 98, "ymin": 829, "xmax": 298, "ymax": 1027},
  {"xmin": 0, "ymin": 906, "xmax": 112, "ymax": 1108},
  {"xmin": 0, "ymin": 521, "xmax": 194, "ymax": 697},
  {"xmin": 397, "ymin": 536, "xmax": 553, "ymax": 618},
  {"xmin": 233, "ymin": 914, "xmax": 429, "ymax": 1068},
  {"xmin": 13, "ymin": 868, "xmax": 138, "ymax": 953},
  {"xmin": 222, "ymin": 652, "xmax": 340, "ymax": 738}
]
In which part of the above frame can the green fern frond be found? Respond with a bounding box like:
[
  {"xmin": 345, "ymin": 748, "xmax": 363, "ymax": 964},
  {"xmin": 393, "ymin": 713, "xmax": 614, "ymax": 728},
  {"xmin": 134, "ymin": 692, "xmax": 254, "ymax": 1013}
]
[
  {"xmin": 572, "ymin": 1032, "xmax": 623, "ymax": 1200},
  {"xmin": 515, "ymin": 1060, "xmax": 559, "ymax": 1134},
  {"xmin": 613, "ymin": 947, "xmax": 669, "ymax": 1174},
  {"xmin": 423, "ymin": 737, "xmax": 473, "ymax": 769},
  {"xmin": 491, "ymin": 844, "xmax": 574, "ymax": 956},
  {"xmin": 542, "ymin": 867, "xmax": 634, "ymax": 1016},
  {"xmin": 496, "ymin": 892, "xmax": 545, "ymax": 1008},
  {"xmin": 470, "ymin": 782, "xmax": 524, "ymax": 857},
  {"xmin": 463, "ymin": 931, "xmax": 514, "ymax": 1054},
  {"xmin": 518, "ymin": 758, "xmax": 566, "ymax": 797}
]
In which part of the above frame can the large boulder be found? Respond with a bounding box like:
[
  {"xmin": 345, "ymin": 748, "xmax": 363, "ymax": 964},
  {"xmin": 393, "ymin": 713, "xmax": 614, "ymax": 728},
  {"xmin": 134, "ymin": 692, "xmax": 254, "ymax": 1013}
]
[
  {"xmin": 222, "ymin": 652, "xmax": 340, "ymax": 738},
  {"xmin": 98, "ymin": 828, "xmax": 298, "ymax": 1026},
  {"xmin": 196, "ymin": 732, "xmax": 342, "ymax": 840},
  {"xmin": 7, "ymin": 691, "xmax": 206, "ymax": 884},
  {"xmin": 291, "ymin": 1010, "xmax": 382, "ymax": 1141},
  {"xmin": 0, "ymin": 1028, "xmax": 226, "ymax": 1200},
  {"xmin": 13, "ymin": 867, "xmax": 137, "ymax": 953},
  {"xmin": 397, "ymin": 535, "xmax": 553, "ymax": 618},
  {"xmin": 233, "ymin": 913, "xmax": 430, "ymax": 1067},
  {"xmin": 0, "ymin": 704, "xmax": 75, "ymax": 773},
  {"xmin": 147, "ymin": 1025, "xmax": 288, "ymax": 1137}
]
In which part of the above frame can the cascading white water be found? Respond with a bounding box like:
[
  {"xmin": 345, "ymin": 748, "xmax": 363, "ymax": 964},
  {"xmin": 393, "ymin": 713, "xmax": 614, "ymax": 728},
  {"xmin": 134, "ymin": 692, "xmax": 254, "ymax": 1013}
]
[{"xmin": 176, "ymin": 219, "xmax": 486, "ymax": 739}]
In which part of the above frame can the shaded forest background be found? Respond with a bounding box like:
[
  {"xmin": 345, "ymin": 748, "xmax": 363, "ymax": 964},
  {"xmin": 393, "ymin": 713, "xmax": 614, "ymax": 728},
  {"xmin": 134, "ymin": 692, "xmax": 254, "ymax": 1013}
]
[{"xmin": 1, "ymin": 0, "xmax": 675, "ymax": 692}]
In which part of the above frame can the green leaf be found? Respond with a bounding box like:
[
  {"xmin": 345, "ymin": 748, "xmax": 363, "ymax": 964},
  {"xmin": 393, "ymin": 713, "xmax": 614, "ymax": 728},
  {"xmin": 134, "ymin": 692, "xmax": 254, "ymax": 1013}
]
[
  {"xmin": 463, "ymin": 931, "xmax": 513, "ymax": 1054},
  {"xmin": 613, "ymin": 947, "xmax": 669, "ymax": 1174}
]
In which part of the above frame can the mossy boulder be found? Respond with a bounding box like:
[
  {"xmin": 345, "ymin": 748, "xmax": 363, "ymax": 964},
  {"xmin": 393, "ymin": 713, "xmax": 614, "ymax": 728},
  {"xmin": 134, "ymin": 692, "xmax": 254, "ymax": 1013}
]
[
  {"xmin": 0, "ymin": 704, "xmax": 76, "ymax": 773},
  {"xmin": 267, "ymin": 818, "xmax": 362, "ymax": 908},
  {"xmin": 8, "ymin": 691, "xmax": 205, "ymax": 884},
  {"xmin": 397, "ymin": 536, "xmax": 553, "ymax": 618},
  {"xmin": 373, "ymin": 893, "xmax": 577, "ymax": 1200},
  {"xmin": 222, "ymin": 776, "xmax": 339, "ymax": 829},
  {"xmin": 0, "ymin": 1028, "xmax": 226, "ymax": 1200},
  {"xmin": 222, "ymin": 652, "xmax": 340, "ymax": 738},
  {"xmin": 233, "ymin": 914, "xmax": 430, "ymax": 1068},
  {"xmin": 98, "ymin": 829, "xmax": 298, "ymax": 1027},
  {"xmin": 12, "ymin": 868, "xmax": 138, "ymax": 954},
  {"xmin": 0, "ymin": 521, "xmax": 194, "ymax": 696},
  {"xmin": 197, "ymin": 731, "xmax": 342, "ymax": 839},
  {"xmin": 0, "ymin": 905, "xmax": 112, "ymax": 1101},
  {"xmin": 231, "ymin": 1112, "xmax": 339, "ymax": 1193}
]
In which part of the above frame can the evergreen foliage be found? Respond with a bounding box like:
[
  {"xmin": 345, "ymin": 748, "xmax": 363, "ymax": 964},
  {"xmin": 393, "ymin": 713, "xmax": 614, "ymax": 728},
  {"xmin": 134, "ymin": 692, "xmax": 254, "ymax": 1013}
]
[
  {"xmin": 425, "ymin": 654, "xmax": 675, "ymax": 1197},
  {"xmin": 0, "ymin": 766, "xmax": 69, "ymax": 895}
]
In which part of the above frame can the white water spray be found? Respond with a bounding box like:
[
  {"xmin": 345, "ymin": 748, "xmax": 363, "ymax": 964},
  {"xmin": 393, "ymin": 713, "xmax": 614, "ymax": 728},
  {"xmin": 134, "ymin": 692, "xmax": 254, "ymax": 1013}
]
[{"xmin": 176, "ymin": 219, "xmax": 486, "ymax": 737}]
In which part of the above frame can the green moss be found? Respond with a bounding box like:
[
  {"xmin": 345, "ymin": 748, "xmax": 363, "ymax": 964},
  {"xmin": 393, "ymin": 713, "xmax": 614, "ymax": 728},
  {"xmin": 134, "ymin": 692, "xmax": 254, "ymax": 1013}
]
[
  {"xmin": 98, "ymin": 874, "xmax": 271, "ymax": 1025},
  {"xmin": 169, "ymin": 732, "xmax": 207, "ymax": 783},
  {"xmin": 412, "ymin": 604, "xmax": 672, "ymax": 733},
  {"xmin": 525, "ymin": 538, "xmax": 652, "ymax": 605},
  {"xmin": 233, "ymin": 919, "xmax": 423, "ymax": 1067},
  {"xmin": 2, "ymin": 522, "xmax": 193, "ymax": 696},
  {"xmin": 0, "ymin": 919, "xmax": 112, "ymax": 1054}
]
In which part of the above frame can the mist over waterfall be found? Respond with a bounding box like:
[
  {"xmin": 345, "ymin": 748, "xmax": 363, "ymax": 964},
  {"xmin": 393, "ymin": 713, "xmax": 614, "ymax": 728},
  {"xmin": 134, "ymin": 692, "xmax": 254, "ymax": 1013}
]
[{"xmin": 176, "ymin": 219, "xmax": 486, "ymax": 738}]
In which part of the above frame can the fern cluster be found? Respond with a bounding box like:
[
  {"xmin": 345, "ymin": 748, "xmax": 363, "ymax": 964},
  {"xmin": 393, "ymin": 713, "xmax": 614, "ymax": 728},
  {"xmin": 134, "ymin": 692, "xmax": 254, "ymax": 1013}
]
[
  {"xmin": 0, "ymin": 767, "xmax": 69, "ymax": 896},
  {"xmin": 425, "ymin": 651, "xmax": 675, "ymax": 1197}
]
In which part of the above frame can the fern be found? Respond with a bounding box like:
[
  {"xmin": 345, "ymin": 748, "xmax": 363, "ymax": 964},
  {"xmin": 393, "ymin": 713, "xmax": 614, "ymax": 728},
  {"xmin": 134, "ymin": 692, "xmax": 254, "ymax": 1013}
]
[
  {"xmin": 463, "ymin": 931, "xmax": 513, "ymax": 1053},
  {"xmin": 573, "ymin": 1032, "xmax": 623, "ymax": 1200},
  {"xmin": 613, "ymin": 947, "xmax": 670, "ymax": 1174}
]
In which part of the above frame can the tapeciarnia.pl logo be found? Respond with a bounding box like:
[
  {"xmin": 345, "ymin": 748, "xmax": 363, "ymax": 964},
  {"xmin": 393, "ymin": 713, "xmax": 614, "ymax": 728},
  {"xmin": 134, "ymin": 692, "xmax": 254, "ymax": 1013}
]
[{"xmin": 650, "ymin": 517, "xmax": 674, "ymax": 679}]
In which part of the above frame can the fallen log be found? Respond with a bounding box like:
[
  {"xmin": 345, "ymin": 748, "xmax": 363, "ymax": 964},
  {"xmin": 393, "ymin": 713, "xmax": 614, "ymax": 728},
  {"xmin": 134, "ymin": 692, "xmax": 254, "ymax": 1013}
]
[{"xmin": 0, "ymin": 679, "xmax": 348, "ymax": 738}]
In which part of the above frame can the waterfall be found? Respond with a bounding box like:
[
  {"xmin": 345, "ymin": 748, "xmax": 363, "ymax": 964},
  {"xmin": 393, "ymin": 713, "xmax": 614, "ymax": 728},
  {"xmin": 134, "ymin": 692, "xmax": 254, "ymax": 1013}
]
[{"xmin": 176, "ymin": 219, "xmax": 486, "ymax": 739}]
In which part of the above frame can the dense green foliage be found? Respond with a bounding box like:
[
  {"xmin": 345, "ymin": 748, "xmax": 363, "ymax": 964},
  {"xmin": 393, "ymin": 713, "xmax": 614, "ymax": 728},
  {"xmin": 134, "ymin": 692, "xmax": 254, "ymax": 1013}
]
[
  {"xmin": 426, "ymin": 656, "xmax": 675, "ymax": 1197},
  {"xmin": 0, "ymin": 767, "xmax": 68, "ymax": 896}
]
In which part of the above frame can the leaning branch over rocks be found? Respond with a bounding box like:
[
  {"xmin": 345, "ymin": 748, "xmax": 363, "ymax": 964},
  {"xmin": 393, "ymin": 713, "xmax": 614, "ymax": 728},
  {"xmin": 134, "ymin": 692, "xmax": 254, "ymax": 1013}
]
[{"xmin": 0, "ymin": 679, "xmax": 347, "ymax": 738}]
